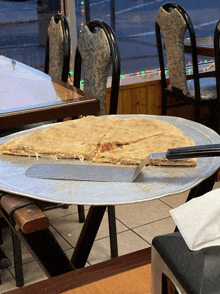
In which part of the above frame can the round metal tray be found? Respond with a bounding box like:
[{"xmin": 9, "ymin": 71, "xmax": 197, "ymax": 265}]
[{"xmin": 0, "ymin": 115, "xmax": 220, "ymax": 205}]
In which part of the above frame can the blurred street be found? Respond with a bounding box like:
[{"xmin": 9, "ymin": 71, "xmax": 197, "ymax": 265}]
[{"xmin": 0, "ymin": 0, "xmax": 219, "ymax": 75}]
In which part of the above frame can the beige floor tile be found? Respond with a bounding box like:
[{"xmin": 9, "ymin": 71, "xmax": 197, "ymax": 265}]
[
  {"xmin": 86, "ymin": 237, "xmax": 112, "ymax": 265},
  {"xmin": 45, "ymin": 205, "xmax": 90, "ymax": 220},
  {"xmin": 133, "ymin": 217, "xmax": 176, "ymax": 244},
  {"xmin": 115, "ymin": 200, "xmax": 171, "ymax": 228},
  {"xmin": 9, "ymin": 260, "xmax": 48, "ymax": 287},
  {"xmin": 159, "ymin": 191, "xmax": 189, "ymax": 208},
  {"xmin": 50, "ymin": 213, "xmax": 84, "ymax": 248},
  {"xmin": 214, "ymin": 182, "xmax": 220, "ymax": 189},
  {"xmin": 117, "ymin": 230, "xmax": 150, "ymax": 256},
  {"xmin": 0, "ymin": 269, "xmax": 17, "ymax": 293},
  {"xmin": 50, "ymin": 211, "xmax": 128, "ymax": 247},
  {"xmin": 45, "ymin": 205, "xmax": 79, "ymax": 220},
  {"xmin": 95, "ymin": 213, "xmax": 128, "ymax": 240},
  {"xmin": 88, "ymin": 230, "xmax": 150, "ymax": 265},
  {"xmin": 49, "ymin": 225, "xmax": 72, "ymax": 251},
  {"xmin": 1, "ymin": 228, "xmax": 34, "ymax": 268}
]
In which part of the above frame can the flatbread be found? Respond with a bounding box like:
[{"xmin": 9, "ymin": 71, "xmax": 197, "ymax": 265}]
[
  {"xmin": 95, "ymin": 133, "xmax": 196, "ymax": 166},
  {"xmin": 0, "ymin": 116, "xmax": 120, "ymax": 160},
  {"xmin": 99, "ymin": 117, "xmax": 183, "ymax": 144},
  {"xmin": 0, "ymin": 116, "xmax": 197, "ymax": 166}
]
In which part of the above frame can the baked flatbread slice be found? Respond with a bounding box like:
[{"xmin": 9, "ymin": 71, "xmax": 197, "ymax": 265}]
[
  {"xmin": 0, "ymin": 116, "xmax": 120, "ymax": 160},
  {"xmin": 94, "ymin": 133, "xmax": 196, "ymax": 166},
  {"xmin": 0, "ymin": 116, "xmax": 197, "ymax": 166},
  {"xmin": 99, "ymin": 117, "xmax": 183, "ymax": 146}
]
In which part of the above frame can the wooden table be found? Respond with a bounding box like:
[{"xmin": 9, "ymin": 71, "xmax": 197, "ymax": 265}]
[
  {"xmin": 4, "ymin": 248, "xmax": 151, "ymax": 294},
  {"xmin": 0, "ymin": 55, "xmax": 100, "ymax": 276},
  {"xmin": 184, "ymin": 36, "xmax": 214, "ymax": 57},
  {"xmin": 0, "ymin": 56, "xmax": 100, "ymax": 129}
]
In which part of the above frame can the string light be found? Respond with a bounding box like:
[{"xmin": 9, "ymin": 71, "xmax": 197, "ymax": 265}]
[{"xmin": 80, "ymin": 1, "xmax": 85, "ymax": 33}]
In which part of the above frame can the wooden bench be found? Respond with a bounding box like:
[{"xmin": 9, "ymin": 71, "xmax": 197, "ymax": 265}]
[
  {"xmin": 0, "ymin": 194, "xmax": 73, "ymax": 287},
  {"xmin": 0, "ymin": 194, "xmax": 49, "ymax": 234}
]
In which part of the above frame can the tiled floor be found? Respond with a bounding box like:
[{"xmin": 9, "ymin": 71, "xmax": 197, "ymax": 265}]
[{"xmin": 1, "ymin": 182, "xmax": 220, "ymax": 293}]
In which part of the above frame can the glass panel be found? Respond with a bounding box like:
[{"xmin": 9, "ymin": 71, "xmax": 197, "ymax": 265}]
[{"xmin": 75, "ymin": 0, "xmax": 219, "ymax": 78}]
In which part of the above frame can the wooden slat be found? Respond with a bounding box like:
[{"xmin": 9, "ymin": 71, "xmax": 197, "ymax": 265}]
[
  {"xmin": 117, "ymin": 90, "xmax": 124, "ymax": 114},
  {"xmin": 6, "ymin": 248, "xmax": 151, "ymax": 294},
  {"xmin": 123, "ymin": 87, "xmax": 132, "ymax": 114},
  {"xmin": 105, "ymin": 79, "xmax": 163, "ymax": 116},
  {"xmin": 1, "ymin": 194, "xmax": 49, "ymax": 234}
]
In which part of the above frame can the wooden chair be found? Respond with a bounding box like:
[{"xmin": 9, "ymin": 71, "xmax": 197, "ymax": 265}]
[
  {"xmin": 0, "ymin": 193, "xmax": 75, "ymax": 287},
  {"xmin": 74, "ymin": 19, "xmax": 121, "ymax": 258},
  {"xmin": 44, "ymin": 12, "xmax": 70, "ymax": 83},
  {"xmin": 151, "ymin": 18, "xmax": 220, "ymax": 294},
  {"xmin": 155, "ymin": 3, "xmax": 219, "ymax": 133}
]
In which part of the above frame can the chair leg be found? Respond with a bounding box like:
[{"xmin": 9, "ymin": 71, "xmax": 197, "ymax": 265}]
[
  {"xmin": 11, "ymin": 230, "xmax": 24, "ymax": 287},
  {"xmin": 161, "ymin": 90, "xmax": 167, "ymax": 115},
  {"xmin": 194, "ymin": 106, "xmax": 200, "ymax": 123},
  {"xmin": 77, "ymin": 205, "xmax": 85, "ymax": 223},
  {"xmin": 108, "ymin": 205, "xmax": 118, "ymax": 258}
]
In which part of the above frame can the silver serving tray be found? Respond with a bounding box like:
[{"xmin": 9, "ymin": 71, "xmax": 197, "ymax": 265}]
[{"xmin": 0, "ymin": 115, "xmax": 220, "ymax": 205}]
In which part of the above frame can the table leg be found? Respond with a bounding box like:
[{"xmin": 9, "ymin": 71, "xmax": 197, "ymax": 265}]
[{"xmin": 71, "ymin": 205, "xmax": 106, "ymax": 269}]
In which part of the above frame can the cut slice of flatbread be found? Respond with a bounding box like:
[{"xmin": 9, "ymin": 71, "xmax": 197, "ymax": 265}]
[
  {"xmin": 99, "ymin": 117, "xmax": 183, "ymax": 145},
  {"xmin": 94, "ymin": 133, "xmax": 196, "ymax": 166},
  {"xmin": 0, "ymin": 116, "xmax": 197, "ymax": 166},
  {"xmin": 0, "ymin": 116, "xmax": 120, "ymax": 160}
]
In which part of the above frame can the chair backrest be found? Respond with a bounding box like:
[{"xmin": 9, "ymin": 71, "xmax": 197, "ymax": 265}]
[
  {"xmin": 44, "ymin": 13, "xmax": 71, "ymax": 83},
  {"xmin": 74, "ymin": 20, "xmax": 121, "ymax": 115},
  {"xmin": 155, "ymin": 3, "xmax": 200, "ymax": 100}
]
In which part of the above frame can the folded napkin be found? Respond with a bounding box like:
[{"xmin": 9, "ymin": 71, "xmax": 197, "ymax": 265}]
[{"xmin": 170, "ymin": 188, "xmax": 220, "ymax": 251}]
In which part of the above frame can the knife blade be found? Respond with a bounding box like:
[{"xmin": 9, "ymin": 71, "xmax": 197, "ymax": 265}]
[
  {"xmin": 26, "ymin": 144, "xmax": 220, "ymax": 183},
  {"xmin": 131, "ymin": 144, "xmax": 220, "ymax": 182}
]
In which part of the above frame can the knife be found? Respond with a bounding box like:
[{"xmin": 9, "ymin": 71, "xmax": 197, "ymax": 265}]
[
  {"xmin": 26, "ymin": 144, "xmax": 220, "ymax": 183},
  {"xmin": 131, "ymin": 144, "xmax": 220, "ymax": 181}
]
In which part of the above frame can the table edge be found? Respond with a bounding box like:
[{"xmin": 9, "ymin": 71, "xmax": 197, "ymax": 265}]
[{"xmin": 4, "ymin": 247, "xmax": 151, "ymax": 294}]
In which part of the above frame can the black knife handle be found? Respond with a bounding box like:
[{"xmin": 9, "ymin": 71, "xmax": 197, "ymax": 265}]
[{"xmin": 166, "ymin": 144, "xmax": 220, "ymax": 159}]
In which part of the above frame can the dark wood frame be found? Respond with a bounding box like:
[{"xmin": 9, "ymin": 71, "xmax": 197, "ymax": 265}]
[{"xmin": 5, "ymin": 248, "xmax": 151, "ymax": 294}]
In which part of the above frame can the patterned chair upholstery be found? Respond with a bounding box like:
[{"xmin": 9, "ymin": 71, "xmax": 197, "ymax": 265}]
[
  {"xmin": 74, "ymin": 20, "xmax": 121, "ymax": 258},
  {"xmin": 44, "ymin": 13, "xmax": 70, "ymax": 83},
  {"xmin": 77, "ymin": 26, "xmax": 111, "ymax": 115},
  {"xmin": 155, "ymin": 3, "xmax": 219, "ymax": 133},
  {"xmin": 74, "ymin": 20, "xmax": 120, "ymax": 115}
]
